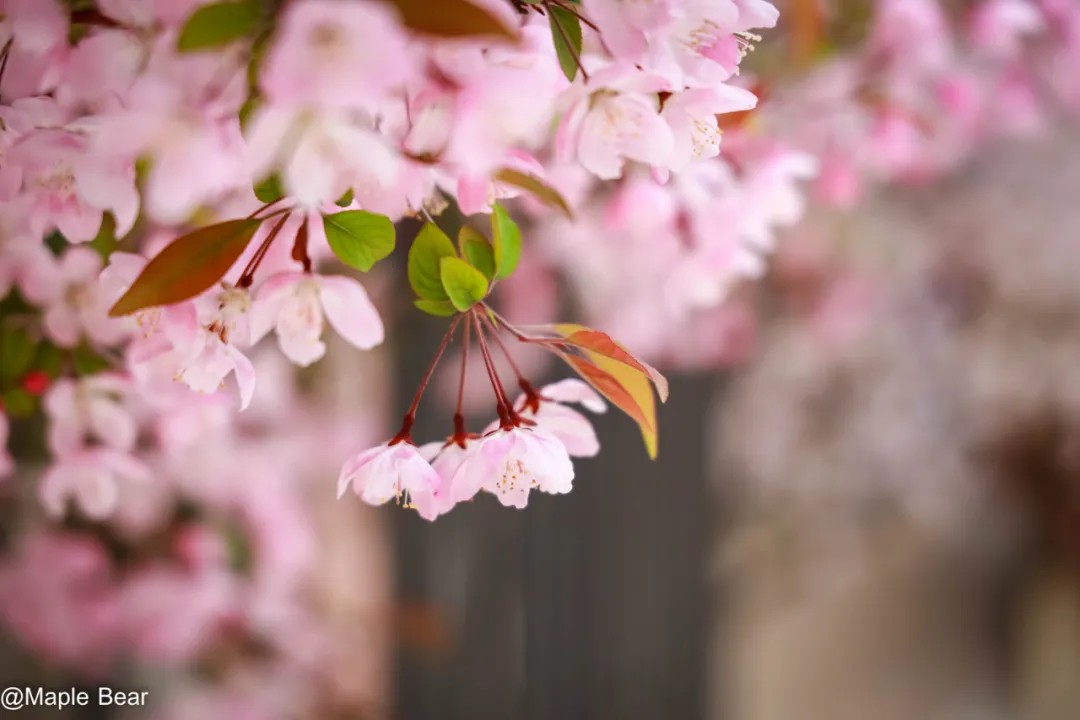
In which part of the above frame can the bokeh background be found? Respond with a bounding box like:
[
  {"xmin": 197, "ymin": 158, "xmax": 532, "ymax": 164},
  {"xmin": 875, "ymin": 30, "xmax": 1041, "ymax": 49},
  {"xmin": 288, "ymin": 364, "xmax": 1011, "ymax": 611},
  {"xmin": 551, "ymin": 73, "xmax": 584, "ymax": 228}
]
[{"xmin": 3, "ymin": 1, "xmax": 1080, "ymax": 719}]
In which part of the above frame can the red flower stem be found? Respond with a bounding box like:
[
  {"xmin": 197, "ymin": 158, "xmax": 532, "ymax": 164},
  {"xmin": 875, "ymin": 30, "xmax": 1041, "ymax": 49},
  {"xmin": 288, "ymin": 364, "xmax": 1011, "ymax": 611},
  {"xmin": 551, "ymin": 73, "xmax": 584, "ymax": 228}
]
[
  {"xmin": 405, "ymin": 314, "xmax": 463, "ymax": 418},
  {"xmin": 456, "ymin": 319, "xmax": 471, "ymax": 417},
  {"xmin": 473, "ymin": 311, "xmax": 514, "ymax": 428},
  {"xmin": 483, "ymin": 306, "xmax": 570, "ymax": 351},
  {"xmin": 482, "ymin": 311, "xmax": 528, "ymax": 383},
  {"xmin": 237, "ymin": 213, "xmax": 290, "ymax": 288},
  {"xmin": 246, "ymin": 198, "xmax": 287, "ymax": 220},
  {"xmin": 0, "ymin": 39, "xmax": 11, "ymax": 92}
]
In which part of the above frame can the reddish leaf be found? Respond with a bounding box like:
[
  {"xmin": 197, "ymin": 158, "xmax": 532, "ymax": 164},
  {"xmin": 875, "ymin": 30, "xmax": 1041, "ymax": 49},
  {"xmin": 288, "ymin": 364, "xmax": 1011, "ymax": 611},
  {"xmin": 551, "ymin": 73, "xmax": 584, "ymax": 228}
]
[
  {"xmin": 494, "ymin": 168, "xmax": 573, "ymax": 219},
  {"xmin": 382, "ymin": 0, "xmax": 518, "ymax": 42},
  {"xmin": 561, "ymin": 354, "xmax": 659, "ymax": 459},
  {"xmin": 536, "ymin": 323, "xmax": 669, "ymax": 402},
  {"xmin": 109, "ymin": 218, "xmax": 261, "ymax": 316}
]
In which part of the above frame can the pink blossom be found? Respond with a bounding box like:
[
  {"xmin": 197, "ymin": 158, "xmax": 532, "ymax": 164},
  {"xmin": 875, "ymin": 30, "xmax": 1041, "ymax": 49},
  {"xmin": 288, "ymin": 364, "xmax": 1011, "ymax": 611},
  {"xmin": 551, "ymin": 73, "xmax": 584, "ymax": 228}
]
[
  {"xmin": 557, "ymin": 66, "xmax": 674, "ymax": 179},
  {"xmin": 7, "ymin": 128, "xmax": 138, "ymax": 242},
  {"xmin": 337, "ymin": 441, "xmax": 442, "ymax": 521},
  {"xmin": 93, "ymin": 36, "xmax": 248, "ymax": 223},
  {"xmin": 119, "ymin": 561, "xmax": 239, "ymax": 664},
  {"xmin": 429, "ymin": 20, "xmax": 563, "ymax": 178},
  {"xmin": 0, "ymin": 0, "xmax": 69, "ymax": 100},
  {"xmin": 56, "ymin": 29, "xmax": 143, "ymax": 113},
  {"xmin": 583, "ymin": 0, "xmax": 677, "ymax": 62},
  {"xmin": 0, "ymin": 532, "xmax": 123, "ymax": 671},
  {"xmin": 44, "ymin": 374, "xmax": 138, "ymax": 456},
  {"xmin": 449, "ymin": 428, "xmax": 574, "ymax": 509},
  {"xmin": 245, "ymin": 106, "xmax": 401, "ymax": 209},
  {"xmin": 585, "ymin": 0, "xmax": 777, "ymax": 85},
  {"xmin": 453, "ymin": 151, "xmax": 548, "ymax": 215},
  {"xmin": 20, "ymin": 246, "xmax": 128, "ymax": 347},
  {"xmin": 39, "ymin": 448, "xmax": 152, "ymax": 520},
  {"xmin": 155, "ymin": 288, "xmax": 258, "ymax": 410},
  {"xmin": 0, "ymin": 202, "xmax": 53, "ymax": 298},
  {"xmin": 259, "ymin": 0, "xmax": 411, "ymax": 110},
  {"xmin": 419, "ymin": 441, "xmax": 476, "ymax": 515},
  {"xmin": 661, "ymin": 85, "xmax": 758, "ymax": 172},
  {"xmin": 517, "ymin": 380, "xmax": 607, "ymax": 458},
  {"xmin": 867, "ymin": 0, "xmax": 952, "ymax": 72},
  {"xmin": 251, "ymin": 271, "xmax": 384, "ymax": 367},
  {"xmin": 96, "ymin": 0, "xmax": 210, "ymax": 28},
  {"xmin": 970, "ymin": 0, "xmax": 1044, "ymax": 58}
]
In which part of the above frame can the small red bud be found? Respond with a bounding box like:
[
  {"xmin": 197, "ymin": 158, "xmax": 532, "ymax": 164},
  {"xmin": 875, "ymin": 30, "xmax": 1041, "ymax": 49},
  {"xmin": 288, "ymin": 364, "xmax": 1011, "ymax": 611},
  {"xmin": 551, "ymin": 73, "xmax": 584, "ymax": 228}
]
[{"xmin": 22, "ymin": 370, "xmax": 50, "ymax": 396}]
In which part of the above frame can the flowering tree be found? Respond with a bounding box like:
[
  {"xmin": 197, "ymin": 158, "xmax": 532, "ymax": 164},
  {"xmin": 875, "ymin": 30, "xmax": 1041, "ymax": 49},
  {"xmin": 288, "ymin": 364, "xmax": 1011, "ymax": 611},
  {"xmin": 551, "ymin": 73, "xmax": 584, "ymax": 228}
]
[{"xmin": 0, "ymin": 0, "xmax": 1078, "ymax": 714}]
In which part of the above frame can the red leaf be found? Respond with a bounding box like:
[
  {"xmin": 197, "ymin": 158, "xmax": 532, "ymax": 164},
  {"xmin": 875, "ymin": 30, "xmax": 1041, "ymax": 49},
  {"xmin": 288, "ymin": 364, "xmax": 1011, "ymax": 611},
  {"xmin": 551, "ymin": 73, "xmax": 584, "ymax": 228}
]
[
  {"xmin": 382, "ymin": 0, "xmax": 518, "ymax": 42},
  {"xmin": 109, "ymin": 218, "xmax": 261, "ymax": 316}
]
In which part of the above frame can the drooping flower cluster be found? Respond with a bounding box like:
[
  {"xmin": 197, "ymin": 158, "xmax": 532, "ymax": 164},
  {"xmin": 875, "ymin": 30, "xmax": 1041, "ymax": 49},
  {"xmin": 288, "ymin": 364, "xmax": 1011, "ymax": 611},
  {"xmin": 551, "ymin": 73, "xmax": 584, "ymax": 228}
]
[{"xmin": 337, "ymin": 307, "xmax": 632, "ymax": 518}]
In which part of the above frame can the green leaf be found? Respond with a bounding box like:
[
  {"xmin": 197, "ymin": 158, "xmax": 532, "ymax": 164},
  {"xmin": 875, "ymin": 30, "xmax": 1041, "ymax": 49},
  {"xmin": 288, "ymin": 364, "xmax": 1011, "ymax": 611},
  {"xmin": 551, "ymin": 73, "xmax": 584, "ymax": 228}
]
[
  {"xmin": 414, "ymin": 298, "xmax": 458, "ymax": 317},
  {"xmin": 253, "ymin": 174, "xmax": 284, "ymax": 203},
  {"xmin": 177, "ymin": 1, "xmax": 261, "ymax": 52},
  {"xmin": 456, "ymin": 225, "xmax": 485, "ymax": 254},
  {"xmin": 335, "ymin": 188, "xmax": 354, "ymax": 207},
  {"xmin": 323, "ymin": 210, "xmax": 395, "ymax": 272},
  {"xmin": 462, "ymin": 237, "xmax": 496, "ymax": 280},
  {"xmin": 408, "ymin": 223, "xmax": 458, "ymax": 301},
  {"xmin": 89, "ymin": 212, "xmax": 118, "ymax": 258},
  {"xmin": 384, "ymin": 0, "xmax": 518, "ymax": 41},
  {"xmin": 548, "ymin": 5, "xmax": 582, "ymax": 82},
  {"xmin": 0, "ymin": 327, "xmax": 35, "ymax": 379},
  {"xmin": 494, "ymin": 168, "xmax": 574, "ymax": 219},
  {"xmin": 490, "ymin": 204, "xmax": 522, "ymax": 280},
  {"xmin": 110, "ymin": 218, "xmax": 262, "ymax": 316},
  {"xmin": 2, "ymin": 388, "xmax": 35, "ymax": 418},
  {"xmin": 72, "ymin": 346, "xmax": 111, "ymax": 376},
  {"xmin": 440, "ymin": 257, "xmax": 489, "ymax": 312}
]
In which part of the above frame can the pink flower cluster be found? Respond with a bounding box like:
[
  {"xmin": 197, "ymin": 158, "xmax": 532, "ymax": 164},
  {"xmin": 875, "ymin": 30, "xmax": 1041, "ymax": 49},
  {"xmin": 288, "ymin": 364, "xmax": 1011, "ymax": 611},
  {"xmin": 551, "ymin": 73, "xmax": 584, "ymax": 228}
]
[
  {"xmin": 772, "ymin": 0, "xmax": 1080, "ymax": 208},
  {"xmin": 0, "ymin": 0, "xmax": 780, "ymax": 490},
  {"xmin": 339, "ymin": 378, "xmax": 606, "ymax": 518}
]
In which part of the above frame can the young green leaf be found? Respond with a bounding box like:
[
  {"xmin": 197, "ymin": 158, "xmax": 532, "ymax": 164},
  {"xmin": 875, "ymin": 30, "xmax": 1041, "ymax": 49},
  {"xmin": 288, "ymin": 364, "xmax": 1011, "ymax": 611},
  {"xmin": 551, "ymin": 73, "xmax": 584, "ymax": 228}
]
[
  {"xmin": 72, "ymin": 346, "xmax": 111, "ymax": 376},
  {"xmin": 177, "ymin": 1, "xmax": 260, "ymax": 52},
  {"xmin": 2, "ymin": 388, "xmax": 35, "ymax": 418},
  {"xmin": 457, "ymin": 225, "xmax": 486, "ymax": 254},
  {"xmin": 414, "ymin": 298, "xmax": 458, "ymax": 317},
  {"xmin": 384, "ymin": 0, "xmax": 518, "ymax": 42},
  {"xmin": 408, "ymin": 223, "xmax": 458, "ymax": 301},
  {"xmin": 440, "ymin": 256, "xmax": 489, "ymax": 311},
  {"xmin": 547, "ymin": 5, "xmax": 583, "ymax": 82},
  {"xmin": 109, "ymin": 218, "xmax": 262, "ymax": 316},
  {"xmin": 253, "ymin": 174, "xmax": 284, "ymax": 203},
  {"xmin": 462, "ymin": 237, "xmax": 496, "ymax": 280},
  {"xmin": 494, "ymin": 168, "xmax": 574, "ymax": 219},
  {"xmin": 490, "ymin": 204, "xmax": 522, "ymax": 280},
  {"xmin": 0, "ymin": 326, "xmax": 35, "ymax": 379},
  {"xmin": 323, "ymin": 210, "xmax": 395, "ymax": 272}
]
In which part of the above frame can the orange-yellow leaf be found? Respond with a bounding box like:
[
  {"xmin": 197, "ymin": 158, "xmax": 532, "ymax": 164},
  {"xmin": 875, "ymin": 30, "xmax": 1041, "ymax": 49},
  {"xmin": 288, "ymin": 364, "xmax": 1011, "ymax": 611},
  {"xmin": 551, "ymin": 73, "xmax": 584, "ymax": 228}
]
[
  {"xmin": 109, "ymin": 218, "xmax": 261, "ymax": 316},
  {"xmin": 561, "ymin": 354, "xmax": 658, "ymax": 459},
  {"xmin": 552, "ymin": 323, "xmax": 669, "ymax": 401}
]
